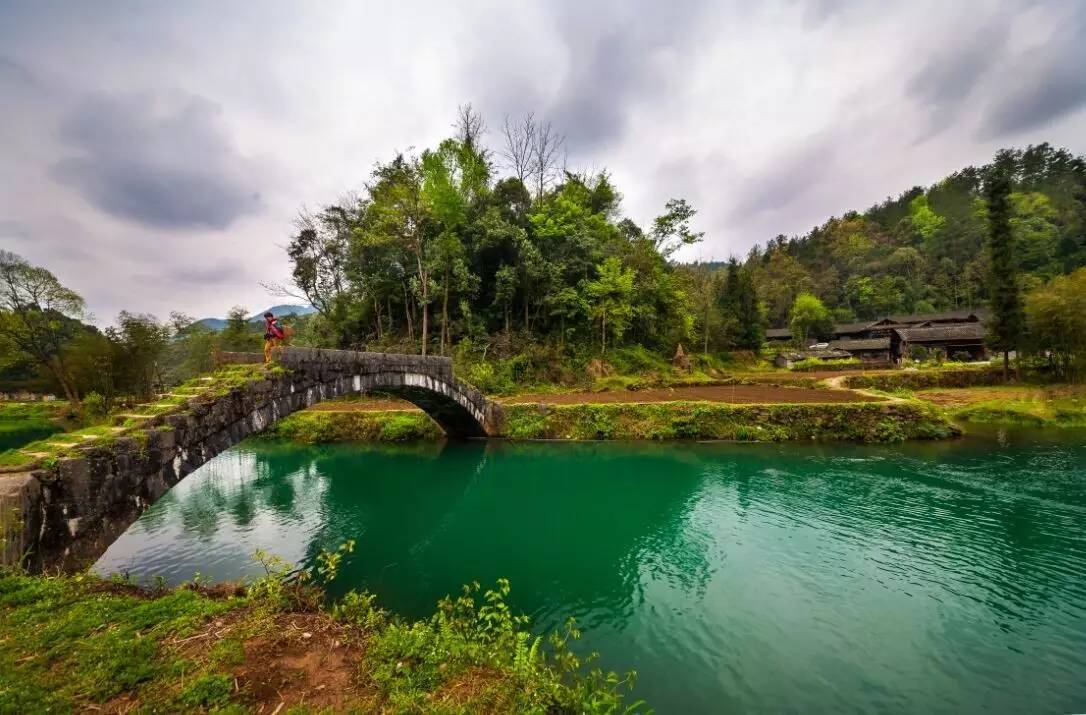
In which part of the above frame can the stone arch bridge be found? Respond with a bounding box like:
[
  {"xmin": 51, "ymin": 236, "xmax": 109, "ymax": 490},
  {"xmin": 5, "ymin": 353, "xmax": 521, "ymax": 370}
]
[{"xmin": 0, "ymin": 347, "xmax": 504, "ymax": 572}]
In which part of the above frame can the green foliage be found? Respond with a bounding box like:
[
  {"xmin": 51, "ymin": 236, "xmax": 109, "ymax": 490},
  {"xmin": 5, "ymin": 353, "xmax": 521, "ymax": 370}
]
[
  {"xmin": 81, "ymin": 391, "xmax": 106, "ymax": 420},
  {"xmin": 356, "ymin": 578, "xmax": 642, "ymax": 713},
  {"xmin": 218, "ymin": 306, "xmax": 263, "ymax": 353},
  {"xmin": 177, "ymin": 673, "xmax": 233, "ymax": 708},
  {"xmin": 0, "ymin": 573, "xmax": 238, "ymax": 711},
  {"xmin": 0, "ymin": 568, "xmax": 645, "ymax": 713},
  {"xmin": 0, "ymin": 251, "xmax": 88, "ymax": 404},
  {"xmin": 749, "ymin": 143, "xmax": 1086, "ymax": 327},
  {"xmin": 789, "ymin": 293, "xmax": 833, "ymax": 346},
  {"xmin": 502, "ymin": 401, "xmax": 957, "ymax": 443},
  {"xmin": 985, "ymin": 159, "xmax": 1025, "ymax": 363},
  {"xmin": 789, "ymin": 357, "xmax": 861, "ymax": 371},
  {"xmin": 1025, "ymin": 268, "xmax": 1086, "ymax": 382},
  {"xmin": 845, "ymin": 367, "xmax": 1004, "ymax": 391},
  {"xmin": 586, "ymin": 257, "xmax": 637, "ymax": 352},
  {"xmin": 943, "ymin": 388, "xmax": 1086, "ymax": 427},
  {"xmin": 257, "ymin": 108, "xmax": 699, "ymax": 360},
  {"xmin": 266, "ymin": 410, "xmax": 441, "ymax": 444}
]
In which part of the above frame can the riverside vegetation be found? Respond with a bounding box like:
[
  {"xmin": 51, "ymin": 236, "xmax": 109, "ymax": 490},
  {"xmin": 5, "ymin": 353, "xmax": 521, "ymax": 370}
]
[
  {"xmin": 0, "ymin": 546, "xmax": 642, "ymax": 713},
  {"xmin": 268, "ymin": 400, "xmax": 958, "ymax": 444}
]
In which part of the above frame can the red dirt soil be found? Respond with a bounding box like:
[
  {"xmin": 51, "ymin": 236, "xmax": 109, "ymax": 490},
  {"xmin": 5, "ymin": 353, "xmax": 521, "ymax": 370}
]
[
  {"xmin": 502, "ymin": 385, "xmax": 881, "ymax": 405},
  {"xmin": 310, "ymin": 383, "xmax": 881, "ymax": 411}
]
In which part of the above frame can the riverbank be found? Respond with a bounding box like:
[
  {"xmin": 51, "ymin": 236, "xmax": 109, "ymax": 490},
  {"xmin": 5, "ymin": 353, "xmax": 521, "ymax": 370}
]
[
  {"xmin": 914, "ymin": 385, "xmax": 1086, "ymax": 427},
  {"xmin": 0, "ymin": 402, "xmax": 69, "ymax": 454},
  {"xmin": 269, "ymin": 399, "xmax": 959, "ymax": 443},
  {"xmin": 0, "ymin": 569, "xmax": 640, "ymax": 713}
]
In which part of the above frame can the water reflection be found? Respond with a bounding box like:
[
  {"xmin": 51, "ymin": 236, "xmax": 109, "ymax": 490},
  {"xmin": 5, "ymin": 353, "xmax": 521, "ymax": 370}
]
[{"xmin": 94, "ymin": 433, "xmax": 1086, "ymax": 714}]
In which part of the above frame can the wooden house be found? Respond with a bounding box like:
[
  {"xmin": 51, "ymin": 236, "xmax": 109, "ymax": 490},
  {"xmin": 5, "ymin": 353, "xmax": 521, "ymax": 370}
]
[
  {"xmin": 892, "ymin": 324, "xmax": 988, "ymax": 361},
  {"xmin": 827, "ymin": 337, "xmax": 892, "ymax": 363},
  {"xmin": 773, "ymin": 348, "xmax": 852, "ymax": 369},
  {"xmin": 766, "ymin": 308, "xmax": 989, "ymax": 363}
]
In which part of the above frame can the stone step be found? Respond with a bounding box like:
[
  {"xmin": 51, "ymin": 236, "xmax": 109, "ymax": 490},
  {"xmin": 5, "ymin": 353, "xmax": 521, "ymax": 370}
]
[{"xmin": 113, "ymin": 413, "xmax": 156, "ymax": 425}]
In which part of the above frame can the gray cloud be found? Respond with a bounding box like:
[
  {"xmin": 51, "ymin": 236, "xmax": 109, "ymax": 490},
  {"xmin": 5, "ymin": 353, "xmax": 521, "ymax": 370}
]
[
  {"xmin": 731, "ymin": 136, "xmax": 841, "ymax": 221},
  {"xmin": 171, "ymin": 264, "xmax": 242, "ymax": 285},
  {"xmin": 906, "ymin": 21, "xmax": 1008, "ymax": 134},
  {"xmin": 980, "ymin": 9, "xmax": 1086, "ymax": 138},
  {"xmin": 0, "ymin": 220, "xmax": 32, "ymax": 243},
  {"xmin": 544, "ymin": 1, "xmax": 711, "ymax": 151},
  {"xmin": 799, "ymin": 0, "xmax": 854, "ymax": 26},
  {"xmin": 50, "ymin": 92, "xmax": 263, "ymax": 230},
  {"xmin": 0, "ymin": 55, "xmax": 36, "ymax": 88}
]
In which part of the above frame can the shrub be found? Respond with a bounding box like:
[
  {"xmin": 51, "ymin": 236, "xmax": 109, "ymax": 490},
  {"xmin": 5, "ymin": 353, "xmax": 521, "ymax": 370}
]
[{"xmin": 82, "ymin": 392, "xmax": 107, "ymax": 419}]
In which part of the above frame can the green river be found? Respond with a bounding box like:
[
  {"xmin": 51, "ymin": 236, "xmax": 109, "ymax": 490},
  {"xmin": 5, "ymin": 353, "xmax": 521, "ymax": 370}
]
[{"xmin": 95, "ymin": 432, "xmax": 1086, "ymax": 713}]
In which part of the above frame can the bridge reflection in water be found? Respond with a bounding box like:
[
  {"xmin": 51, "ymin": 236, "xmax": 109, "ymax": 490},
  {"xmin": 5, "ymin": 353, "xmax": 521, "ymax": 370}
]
[{"xmin": 3, "ymin": 347, "xmax": 504, "ymax": 573}]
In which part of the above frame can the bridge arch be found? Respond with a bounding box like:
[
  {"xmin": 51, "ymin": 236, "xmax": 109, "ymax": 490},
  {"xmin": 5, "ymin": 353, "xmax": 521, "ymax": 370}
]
[
  {"xmin": 270, "ymin": 347, "xmax": 499, "ymax": 439},
  {"xmin": 1, "ymin": 347, "xmax": 504, "ymax": 572}
]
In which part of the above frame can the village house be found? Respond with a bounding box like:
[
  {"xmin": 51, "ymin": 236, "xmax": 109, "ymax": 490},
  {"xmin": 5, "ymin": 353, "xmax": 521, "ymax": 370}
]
[
  {"xmin": 891, "ymin": 323, "xmax": 989, "ymax": 361},
  {"xmin": 773, "ymin": 348, "xmax": 852, "ymax": 369},
  {"xmin": 827, "ymin": 337, "xmax": 893, "ymax": 363},
  {"xmin": 767, "ymin": 308, "xmax": 989, "ymax": 364}
]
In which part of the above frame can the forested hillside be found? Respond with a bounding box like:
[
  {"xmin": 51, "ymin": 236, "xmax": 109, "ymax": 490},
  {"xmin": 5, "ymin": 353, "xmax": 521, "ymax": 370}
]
[{"xmin": 747, "ymin": 144, "xmax": 1086, "ymax": 326}]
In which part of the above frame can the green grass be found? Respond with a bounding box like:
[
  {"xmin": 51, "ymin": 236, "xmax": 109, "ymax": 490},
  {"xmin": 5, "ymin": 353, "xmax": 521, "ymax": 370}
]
[
  {"xmin": 948, "ymin": 391, "xmax": 1086, "ymax": 427},
  {"xmin": 0, "ymin": 573, "xmax": 239, "ymax": 711},
  {"xmin": 502, "ymin": 401, "xmax": 958, "ymax": 443},
  {"xmin": 2, "ymin": 364, "xmax": 273, "ymax": 469},
  {"xmin": 0, "ymin": 568, "xmax": 643, "ymax": 713},
  {"xmin": 266, "ymin": 410, "xmax": 442, "ymax": 444},
  {"xmin": 845, "ymin": 367, "xmax": 1006, "ymax": 391},
  {"xmin": 269, "ymin": 401, "xmax": 959, "ymax": 444}
]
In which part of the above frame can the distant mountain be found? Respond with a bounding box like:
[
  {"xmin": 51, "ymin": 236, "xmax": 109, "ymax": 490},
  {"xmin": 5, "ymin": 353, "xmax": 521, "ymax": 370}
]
[
  {"xmin": 193, "ymin": 304, "xmax": 316, "ymax": 332},
  {"xmin": 193, "ymin": 317, "xmax": 228, "ymax": 331}
]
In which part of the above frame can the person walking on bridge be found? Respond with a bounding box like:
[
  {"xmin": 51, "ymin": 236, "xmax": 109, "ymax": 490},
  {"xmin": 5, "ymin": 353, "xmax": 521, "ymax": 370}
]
[{"xmin": 263, "ymin": 311, "xmax": 285, "ymax": 363}]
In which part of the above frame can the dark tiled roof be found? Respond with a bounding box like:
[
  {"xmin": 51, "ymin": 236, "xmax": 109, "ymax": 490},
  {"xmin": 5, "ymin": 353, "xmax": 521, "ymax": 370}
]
[
  {"xmin": 895, "ymin": 324, "xmax": 986, "ymax": 342},
  {"xmin": 777, "ymin": 349, "xmax": 853, "ymax": 360},
  {"xmin": 829, "ymin": 337, "xmax": 890, "ymax": 352},
  {"xmin": 833, "ymin": 321, "xmax": 876, "ymax": 334},
  {"xmin": 765, "ymin": 327, "xmax": 792, "ymax": 339},
  {"xmin": 885, "ymin": 309, "xmax": 988, "ymax": 324}
]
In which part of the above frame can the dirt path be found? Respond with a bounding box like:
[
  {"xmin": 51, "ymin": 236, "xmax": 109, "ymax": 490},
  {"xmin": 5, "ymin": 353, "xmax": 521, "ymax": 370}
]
[
  {"xmin": 310, "ymin": 384, "xmax": 881, "ymax": 412},
  {"xmin": 502, "ymin": 384, "xmax": 880, "ymax": 405}
]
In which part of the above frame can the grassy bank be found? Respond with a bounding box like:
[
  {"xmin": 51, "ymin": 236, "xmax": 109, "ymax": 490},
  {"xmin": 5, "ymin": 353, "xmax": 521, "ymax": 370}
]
[
  {"xmin": 0, "ymin": 402, "xmax": 71, "ymax": 457},
  {"xmin": 0, "ymin": 566, "xmax": 641, "ymax": 713},
  {"xmin": 844, "ymin": 367, "xmax": 1006, "ymax": 391},
  {"xmin": 501, "ymin": 401, "xmax": 958, "ymax": 442},
  {"xmin": 267, "ymin": 409, "xmax": 442, "ymax": 443},
  {"xmin": 912, "ymin": 386, "xmax": 1086, "ymax": 428},
  {"xmin": 270, "ymin": 400, "xmax": 959, "ymax": 444}
]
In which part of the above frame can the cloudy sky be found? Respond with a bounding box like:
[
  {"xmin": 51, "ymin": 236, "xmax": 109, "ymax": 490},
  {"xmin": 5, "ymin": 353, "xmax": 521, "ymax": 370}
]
[{"xmin": 2, "ymin": 1, "xmax": 1085, "ymax": 324}]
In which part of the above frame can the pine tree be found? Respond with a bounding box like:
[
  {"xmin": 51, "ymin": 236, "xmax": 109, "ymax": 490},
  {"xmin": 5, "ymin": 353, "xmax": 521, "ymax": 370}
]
[
  {"xmin": 735, "ymin": 266, "xmax": 764, "ymax": 350},
  {"xmin": 722, "ymin": 259, "xmax": 764, "ymax": 350},
  {"xmin": 985, "ymin": 162, "xmax": 1024, "ymax": 381}
]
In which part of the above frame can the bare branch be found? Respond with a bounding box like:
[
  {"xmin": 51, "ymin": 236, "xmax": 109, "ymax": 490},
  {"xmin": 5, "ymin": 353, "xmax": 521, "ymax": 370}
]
[
  {"xmin": 531, "ymin": 119, "xmax": 565, "ymax": 201},
  {"xmin": 500, "ymin": 112, "xmax": 535, "ymax": 184}
]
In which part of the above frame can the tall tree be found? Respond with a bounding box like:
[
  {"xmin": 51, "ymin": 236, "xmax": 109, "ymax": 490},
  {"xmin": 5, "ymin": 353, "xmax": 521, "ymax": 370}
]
[
  {"xmin": 651, "ymin": 199, "xmax": 704, "ymax": 258},
  {"xmin": 585, "ymin": 257, "xmax": 636, "ymax": 352},
  {"xmin": 985, "ymin": 162, "xmax": 1024, "ymax": 380},
  {"xmin": 366, "ymin": 154, "xmax": 432, "ymax": 354},
  {"xmin": 789, "ymin": 293, "xmax": 833, "ymax": 348},
  {"xmin": 0, "ymin": 251, "xmax": 85, "ymax": 406},
  {"xmin": 1025, "ymin": 268, "xmax": 1086, "ymax": 382},
  {"xmin": 724, "ymin": 260, "xmax": 764, "ymax": 350}
]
